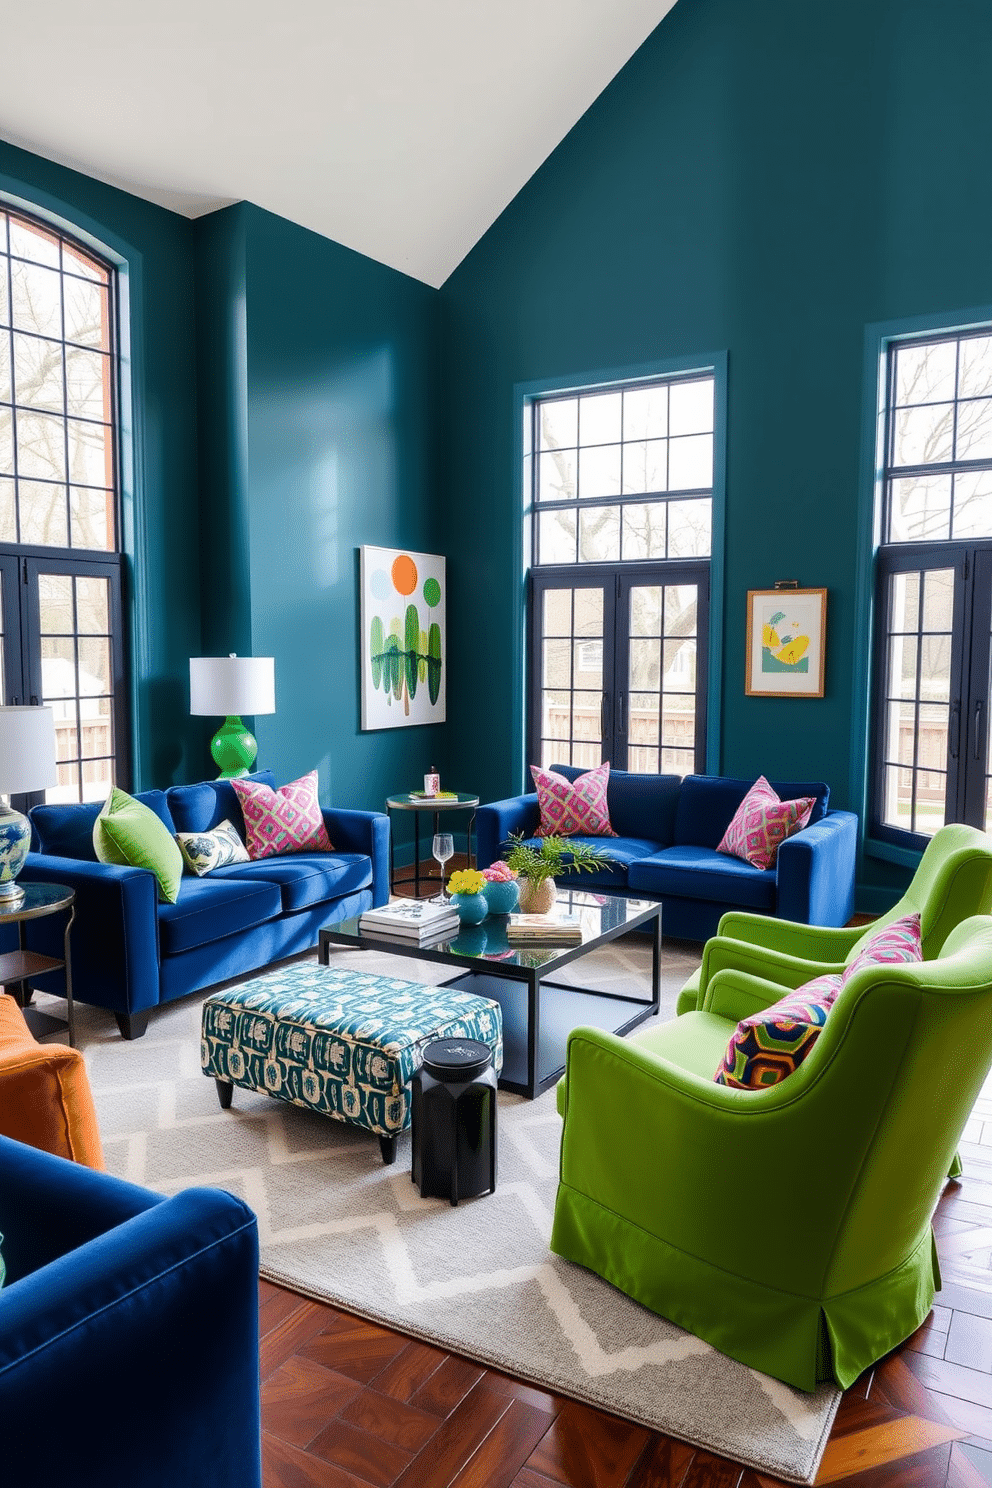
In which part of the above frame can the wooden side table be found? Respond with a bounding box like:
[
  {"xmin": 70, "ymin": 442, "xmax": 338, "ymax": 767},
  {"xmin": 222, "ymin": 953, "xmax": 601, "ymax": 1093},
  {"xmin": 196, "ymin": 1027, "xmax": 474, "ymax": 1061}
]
[
  {"xmin": 0, "ymin": 883, "xmax": 76, "ymax": 1046},
  {"xmin": 385, "ymin": 792, "xmax": 480, "ymax": 895}
]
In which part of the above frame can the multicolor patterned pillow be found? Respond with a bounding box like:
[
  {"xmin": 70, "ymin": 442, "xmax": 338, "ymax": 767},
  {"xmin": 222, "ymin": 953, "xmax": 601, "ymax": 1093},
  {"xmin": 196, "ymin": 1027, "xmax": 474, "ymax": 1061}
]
[
  {"xmin": 843, "ymin": 912, "xmax": 923, "ymax": 980},
  {"xmin": 717, "ymin": 775, "xmax": 815, "ymax": 870},
  {"xmin": 714, "ymin": 973, "xmax": 844, "ymax": 1090},
  {"xmin": 231, "ymin": 771, "xmax": 334, "ymax": 860},
  {"xmin": 175, "ymin": 818, "xmax": 250, "ymax": 876},
  {"xmin": 530, "ymin": 762, "xmax": 617, "ymax": 838}
]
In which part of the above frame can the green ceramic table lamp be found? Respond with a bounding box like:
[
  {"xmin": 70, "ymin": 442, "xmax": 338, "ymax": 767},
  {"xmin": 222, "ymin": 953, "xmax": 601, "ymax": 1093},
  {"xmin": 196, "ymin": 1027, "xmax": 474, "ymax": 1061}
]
[
  {"xmin": 0, "ymin": 704, "xmax": 58, "ymax": 902},
  {"xmin": 189, "ymin": 654, "xmax": 276, "ymax": 779}
]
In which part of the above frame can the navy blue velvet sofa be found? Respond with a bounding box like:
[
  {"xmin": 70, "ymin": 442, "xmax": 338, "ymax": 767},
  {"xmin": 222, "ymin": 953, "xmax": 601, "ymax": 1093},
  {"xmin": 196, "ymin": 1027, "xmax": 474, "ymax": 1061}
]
[
  {"xmin": 19, "ymin": 770, "xmax": 389, "ymax": 1038},
  {"xmin": 0, "ymin": 1134, "xmax": 261, "ymax": 1488},
  {"xmin": 476, "ymin": 767, "xmax": 858, "ymax": 942}
]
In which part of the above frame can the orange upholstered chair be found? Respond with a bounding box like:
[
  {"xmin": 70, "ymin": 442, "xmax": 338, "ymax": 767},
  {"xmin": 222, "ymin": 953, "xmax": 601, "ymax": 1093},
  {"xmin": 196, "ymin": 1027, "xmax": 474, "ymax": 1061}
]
[{"xmin": 0, "ymin": 992, "xmax": 103, "ymax": 1167}]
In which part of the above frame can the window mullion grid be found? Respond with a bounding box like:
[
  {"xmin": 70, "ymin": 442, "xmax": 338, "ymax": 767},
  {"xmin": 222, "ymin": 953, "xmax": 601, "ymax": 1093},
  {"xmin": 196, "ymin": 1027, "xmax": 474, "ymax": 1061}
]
[
  {"xmin": 910, "ymin": 580, "xmax": 925, "ymax": 835},
  {"xmin": 6, "ymin": 233, "xmax": 20, "ymax": 546}
]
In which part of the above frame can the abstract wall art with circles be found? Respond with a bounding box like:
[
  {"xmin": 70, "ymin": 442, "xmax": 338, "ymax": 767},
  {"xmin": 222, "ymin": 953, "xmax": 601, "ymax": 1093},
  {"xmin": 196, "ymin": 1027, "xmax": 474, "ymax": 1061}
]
[{"xmin": 360, "ymin": 545, "xmax": 446, "ymax": 728}]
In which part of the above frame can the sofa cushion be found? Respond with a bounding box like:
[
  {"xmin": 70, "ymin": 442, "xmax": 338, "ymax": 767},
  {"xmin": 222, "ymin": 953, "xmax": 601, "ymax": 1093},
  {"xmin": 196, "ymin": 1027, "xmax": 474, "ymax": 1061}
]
[
  {"xmin": 509, "ymin": 834, "xmax": 655, "ymax": 889},
  {"xmin": 93, "ymin": 788, "xmax": 184, "ymax": 904},
  {"xmin": 549, "ymin": 764, "xmax": 680, "ymax": 844},
  {"xmin": 673, "ymin": 774, "xmax": 830, "ymax": 849},
  {"xmin": 628, "ymin": 844, "xmax": 777, "ymax": 911},
  {"xmin": 531, "ymin": 762, "xmax": 617, "ymax": 838},
  {"xmin": 158, "ymin": 876, "xmax": 283, "ymax": 957},
  {"xmin": 166, "ymin": 772, "xmax": 274, "ymax": 837},
  {"xmin": 231, "ymin": 771, "xmax": 334, "ymax": 860},
  {"xmin": 210, "ymin": 853, "xmax": 373, "ymax": 913},
  {"xmin": 32, "ymin": 788, "xmax": 175, "ymax": 863}
]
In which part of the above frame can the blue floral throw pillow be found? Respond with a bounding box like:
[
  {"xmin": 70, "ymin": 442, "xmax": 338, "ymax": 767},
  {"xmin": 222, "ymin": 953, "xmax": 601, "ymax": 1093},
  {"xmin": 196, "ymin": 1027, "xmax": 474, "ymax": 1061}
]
[{"xmin": 175, "ymin": 819, "xmax": 250, "ymax": 877}]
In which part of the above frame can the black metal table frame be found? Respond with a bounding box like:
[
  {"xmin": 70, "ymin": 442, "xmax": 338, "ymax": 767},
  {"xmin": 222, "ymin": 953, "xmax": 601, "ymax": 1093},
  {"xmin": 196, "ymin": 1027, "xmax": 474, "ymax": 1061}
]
[
  {"xmin": 320, "ymin": 899, "xmax": 662, "ymax": 1100},
  {"xmin": 385, "ymin": 794, "xmax": 480, "ymax": 896}
]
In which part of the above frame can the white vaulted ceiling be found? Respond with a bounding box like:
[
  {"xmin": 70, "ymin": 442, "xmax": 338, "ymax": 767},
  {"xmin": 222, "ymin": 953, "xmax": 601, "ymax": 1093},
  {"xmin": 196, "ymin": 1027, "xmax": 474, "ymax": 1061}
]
[{"xmin": 0, "ymin": 0, "xmax": 678, "ymax": 287}]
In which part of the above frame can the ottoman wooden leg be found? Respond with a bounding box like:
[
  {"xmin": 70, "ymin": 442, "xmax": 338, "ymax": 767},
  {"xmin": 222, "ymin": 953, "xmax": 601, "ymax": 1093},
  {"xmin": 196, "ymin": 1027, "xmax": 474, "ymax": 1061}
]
[
  {"xmin": 379, "ymin": 1134, "xmax": 397, "ymax": 1165},
  {"xmin": 215, "ymin": 1078, "xmax": 234, "ymax": 1110}
]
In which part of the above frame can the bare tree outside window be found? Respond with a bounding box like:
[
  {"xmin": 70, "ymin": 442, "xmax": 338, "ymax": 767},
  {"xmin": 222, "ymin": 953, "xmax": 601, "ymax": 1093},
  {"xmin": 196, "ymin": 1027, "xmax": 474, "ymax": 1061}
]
[{"xmin": 530, "ymin": 373, "xmax": 714, "ymax": 777}]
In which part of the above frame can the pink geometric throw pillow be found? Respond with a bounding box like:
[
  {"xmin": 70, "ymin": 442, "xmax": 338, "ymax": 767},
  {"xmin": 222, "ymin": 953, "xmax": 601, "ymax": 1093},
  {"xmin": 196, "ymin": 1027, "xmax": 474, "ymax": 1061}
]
[
  {"xmin": 231, "ymin": 770, "xmax": 333, "ymax": 860},
  {"xmin": 843, "ymin": 912, "xmax": 923, "ymax": 981},
  {"xmin": 530, "ymin": 762, "xmax": 617, "ymax": 838},
  {"xmin": 717, "ymin": 775, "xmax": 815, "ymax": 871}
]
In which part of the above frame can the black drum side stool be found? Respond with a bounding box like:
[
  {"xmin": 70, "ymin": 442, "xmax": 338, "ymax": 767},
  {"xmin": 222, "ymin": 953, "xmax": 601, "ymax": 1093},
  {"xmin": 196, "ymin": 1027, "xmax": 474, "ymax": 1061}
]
[{"xmin": 411, "ymin": 1038, "xmax": 497, "ymax": 1205}]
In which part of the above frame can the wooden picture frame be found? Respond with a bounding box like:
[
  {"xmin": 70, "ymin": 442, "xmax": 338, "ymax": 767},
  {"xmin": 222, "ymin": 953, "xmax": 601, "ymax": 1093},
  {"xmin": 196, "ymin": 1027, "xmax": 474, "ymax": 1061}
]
[{"xmin": 745, "ymin": 588, "xmax": 827, "ymax": 698}]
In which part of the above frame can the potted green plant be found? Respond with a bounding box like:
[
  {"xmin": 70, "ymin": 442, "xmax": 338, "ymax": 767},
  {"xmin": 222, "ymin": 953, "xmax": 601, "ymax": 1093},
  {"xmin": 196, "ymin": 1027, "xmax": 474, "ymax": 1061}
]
[{"xmin": 500, "ymin": 833, "xmax": 614, "ymax": 914}]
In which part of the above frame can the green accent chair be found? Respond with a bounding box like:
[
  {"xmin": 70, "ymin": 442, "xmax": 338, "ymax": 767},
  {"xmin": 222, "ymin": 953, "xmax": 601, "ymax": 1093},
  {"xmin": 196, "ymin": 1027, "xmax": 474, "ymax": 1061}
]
[
  {"xmin": 676, "ymin": 822, "xmax": 992, "ymax": 1017},
  {"xmin": 551, "ymin": 915, "xmax": 992, "ymax": 1391}
]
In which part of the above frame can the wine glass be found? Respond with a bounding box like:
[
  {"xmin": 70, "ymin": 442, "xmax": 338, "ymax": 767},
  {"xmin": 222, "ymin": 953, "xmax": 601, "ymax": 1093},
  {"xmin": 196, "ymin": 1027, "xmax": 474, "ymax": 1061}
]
[{"xmin": 431, "ymin": 833, "xmax": 454, "ymax": 903}]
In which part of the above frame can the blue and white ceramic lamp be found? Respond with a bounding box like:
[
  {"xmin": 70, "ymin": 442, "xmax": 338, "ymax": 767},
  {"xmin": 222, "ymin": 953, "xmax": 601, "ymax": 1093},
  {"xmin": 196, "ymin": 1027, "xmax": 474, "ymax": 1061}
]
[{"xmin": 0, "ymin": 705, "xmax": 58, "ymax": 903}]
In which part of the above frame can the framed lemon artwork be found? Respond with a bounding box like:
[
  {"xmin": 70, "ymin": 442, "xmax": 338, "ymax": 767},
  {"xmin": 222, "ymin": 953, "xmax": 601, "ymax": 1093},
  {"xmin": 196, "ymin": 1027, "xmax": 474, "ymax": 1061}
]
[{"xmin": 745, "ymin": 587, "xmax": 827, "ymax": 697}]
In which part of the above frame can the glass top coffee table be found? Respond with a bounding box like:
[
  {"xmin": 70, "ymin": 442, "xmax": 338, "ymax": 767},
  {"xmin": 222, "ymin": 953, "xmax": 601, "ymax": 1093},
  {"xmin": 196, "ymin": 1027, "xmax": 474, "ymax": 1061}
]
[{"xmin": 319, "ymin": 890, "xmax": 661, "ymax": 1099}]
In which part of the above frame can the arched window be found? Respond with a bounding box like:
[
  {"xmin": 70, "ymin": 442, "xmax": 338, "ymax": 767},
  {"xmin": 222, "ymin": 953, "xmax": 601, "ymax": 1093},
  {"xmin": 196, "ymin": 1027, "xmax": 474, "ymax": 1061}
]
[{"xmin": 0, "ymin": 206, "xmax": 127, "ymax": 804}]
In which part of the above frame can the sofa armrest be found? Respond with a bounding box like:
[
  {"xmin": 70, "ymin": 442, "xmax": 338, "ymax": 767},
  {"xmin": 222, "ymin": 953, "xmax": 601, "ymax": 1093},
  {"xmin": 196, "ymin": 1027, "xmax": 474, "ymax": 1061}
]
[
  {"xmin": 693, "ymin": 934, "xmax": 845, "ymax": 1011},
  {"xmin": 0, "ymin": 1141, "xmax": 261, "ymax": 1488},
  {"xmin": 0, "ymin": 997, "xmax": 104, "ymax": 1167},
  {"xmin": 322, "ymin": 808, "xmax": 390, "ymax": 907},
  {"xmin": 775, "ymin": 809, "xmax": 859, "ymax": 926},
  {"xmin": 19, "ymin": 853, "xmax": 161, "ymax": 1014},
  {"xmin": 715, "ymin": 910, "xmax": 865, "ymax": 961},
  {"xmin": 703, "ymin": 967, "xmax": 808, "ymax": 1023},
  {"xmin": 476, "ymin": 794, "xmax": 541, "ymax": 868}
]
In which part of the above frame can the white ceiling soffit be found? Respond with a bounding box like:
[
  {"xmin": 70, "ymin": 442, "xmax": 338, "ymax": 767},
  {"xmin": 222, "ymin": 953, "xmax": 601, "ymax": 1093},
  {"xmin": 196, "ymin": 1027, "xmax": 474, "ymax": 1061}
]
[{"xmin": 0, "ymin": 0, "xmax": 677, "ymax": 288}]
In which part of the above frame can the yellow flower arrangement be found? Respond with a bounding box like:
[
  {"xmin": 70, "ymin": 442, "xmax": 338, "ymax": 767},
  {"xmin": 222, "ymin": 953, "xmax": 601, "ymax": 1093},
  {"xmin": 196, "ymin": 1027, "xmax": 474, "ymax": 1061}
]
[{"xmin": 447, "ymin": 868, "xmax": 486, "ymax": 896}]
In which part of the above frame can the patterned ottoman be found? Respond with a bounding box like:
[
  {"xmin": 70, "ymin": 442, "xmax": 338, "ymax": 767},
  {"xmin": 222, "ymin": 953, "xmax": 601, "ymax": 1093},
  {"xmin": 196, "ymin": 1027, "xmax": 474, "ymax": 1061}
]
[{"xmin": 200, "ymin": 962, "xmax": 503, "ymax": 1163}]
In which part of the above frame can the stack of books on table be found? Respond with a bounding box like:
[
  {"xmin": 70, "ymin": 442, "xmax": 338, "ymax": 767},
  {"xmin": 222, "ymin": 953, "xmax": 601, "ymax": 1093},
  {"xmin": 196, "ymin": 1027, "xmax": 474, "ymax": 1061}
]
[
  {"xmin": 505, "ymin": 912, "xmax": 583, "ymax": 945},
  {"xmin": 358, "ymin": 899, "xmax": 459, "ymax": 943}
]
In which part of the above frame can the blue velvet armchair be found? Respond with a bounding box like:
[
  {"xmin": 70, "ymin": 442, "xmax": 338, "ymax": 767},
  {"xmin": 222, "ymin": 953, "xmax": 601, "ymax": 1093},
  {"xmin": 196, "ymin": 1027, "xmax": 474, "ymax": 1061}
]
[{"xmin": 0, "ymin": 1136, "xmax": 262, "ymax": 1487}]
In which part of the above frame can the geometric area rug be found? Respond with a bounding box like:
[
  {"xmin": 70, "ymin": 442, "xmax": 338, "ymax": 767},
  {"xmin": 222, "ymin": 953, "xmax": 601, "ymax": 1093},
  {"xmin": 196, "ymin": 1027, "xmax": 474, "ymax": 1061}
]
[{"xmin": 62, "ymin": 939, "xmax": 841, "ymax": 1485}]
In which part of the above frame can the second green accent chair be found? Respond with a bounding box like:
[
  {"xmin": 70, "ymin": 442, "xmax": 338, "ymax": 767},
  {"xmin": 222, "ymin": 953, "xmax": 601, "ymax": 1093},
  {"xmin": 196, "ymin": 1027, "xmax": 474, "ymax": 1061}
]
[
  {"xmin": 676, "ymin": 822, "xmax": 992, "ymax": 1016},
  {"xmin": 551, "ymin": 915, "xmax": 992, "ymax": 1391}
]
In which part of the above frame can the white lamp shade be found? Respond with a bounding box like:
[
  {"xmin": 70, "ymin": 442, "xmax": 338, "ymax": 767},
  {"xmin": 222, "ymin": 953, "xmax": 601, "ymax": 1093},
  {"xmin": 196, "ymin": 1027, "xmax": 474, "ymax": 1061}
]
[
  {"xmin": 190, "ymin": 656, "xmax": 276, "ymax": 717},
  {"xmin": 0, "ymin": 705, "xmax": 58, "ymax": 794}
]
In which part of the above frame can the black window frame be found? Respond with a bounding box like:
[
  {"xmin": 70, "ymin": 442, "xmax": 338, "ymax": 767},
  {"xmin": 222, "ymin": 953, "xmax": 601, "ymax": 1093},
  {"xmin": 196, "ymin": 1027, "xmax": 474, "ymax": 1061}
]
[
  {"xmin": 870, "ymin": 324, "xmax": 992, "ymax": 849},
  {"xmin": 526, "ymin": 372, "xmax": 714, "ymax": 779},
  {"xmin": 0, "ymin": 204, "xmax": 129, "ymax": 808}
]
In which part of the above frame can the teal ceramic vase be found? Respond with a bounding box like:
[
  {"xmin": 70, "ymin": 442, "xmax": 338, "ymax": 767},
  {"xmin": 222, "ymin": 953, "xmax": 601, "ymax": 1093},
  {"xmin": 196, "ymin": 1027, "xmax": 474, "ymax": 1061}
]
[
  {"xmin": 482, "ymin": 878, "xmax": 520, "ymax": 916},
  {"xmin": 451, "ymin": 924, "xmax": 488, "ymax": 957},
  {"xmin": 452, "ymin": 891, "xmax": 487, "ymax": 925}
]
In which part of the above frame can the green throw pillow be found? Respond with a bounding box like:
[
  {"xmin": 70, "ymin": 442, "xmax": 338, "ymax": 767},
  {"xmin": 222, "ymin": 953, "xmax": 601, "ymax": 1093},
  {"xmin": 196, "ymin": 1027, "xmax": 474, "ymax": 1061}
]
[{"xmin": 93, "ymin": 787, "xmax": 183, "ymax": 904}]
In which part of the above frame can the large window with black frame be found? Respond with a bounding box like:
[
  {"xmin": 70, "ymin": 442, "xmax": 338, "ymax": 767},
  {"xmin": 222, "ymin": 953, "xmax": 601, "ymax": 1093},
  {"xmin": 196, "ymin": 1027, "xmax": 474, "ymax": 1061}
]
[
  {"xmin": 871, "ymin": 327, "xmax": 992, "ymax": 847},
  {"xmin": 0, "ymin": 206, "xmax": 128, "ymax": 807},
  {"xmin": 527, "ymin": 372, "xmax": 714, "ymax": 776}
]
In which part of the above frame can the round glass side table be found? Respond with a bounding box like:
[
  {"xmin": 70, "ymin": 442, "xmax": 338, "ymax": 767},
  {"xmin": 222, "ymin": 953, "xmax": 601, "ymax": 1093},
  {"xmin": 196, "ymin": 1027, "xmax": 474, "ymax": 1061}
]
[
  {"xmin": 0, "ymin": 882, "xmax": 76, "ymax": 1045},
  {"xmin": 385, "ymin": 792, "xmax": 480, "ymax": 895}
]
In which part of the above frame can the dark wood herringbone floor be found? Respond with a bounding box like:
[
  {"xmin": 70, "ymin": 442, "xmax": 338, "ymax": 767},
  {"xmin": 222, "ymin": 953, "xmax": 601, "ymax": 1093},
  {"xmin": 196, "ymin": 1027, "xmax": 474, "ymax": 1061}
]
[
  {"xmin": 258, "ymin": 862, "xmax": 992, "ymax": 1484},
  {"xmin": 258, "ymin": 1080, "xmax": 992, "ymax": 1487}
]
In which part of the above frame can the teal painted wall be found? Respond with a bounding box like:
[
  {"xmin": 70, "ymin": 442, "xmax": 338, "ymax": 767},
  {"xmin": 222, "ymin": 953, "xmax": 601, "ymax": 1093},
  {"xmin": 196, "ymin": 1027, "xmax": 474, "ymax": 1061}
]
[
  {"xmin": 438, "ymin": 0, "xmax": 992, "ymax": 898},
  {"xmin": 0, "ymin": 140, "xmax": 202, "ymax": 788},
  {"xmin": 240, "ymin": 206, "xmax": 444, "ymax": 830}
]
